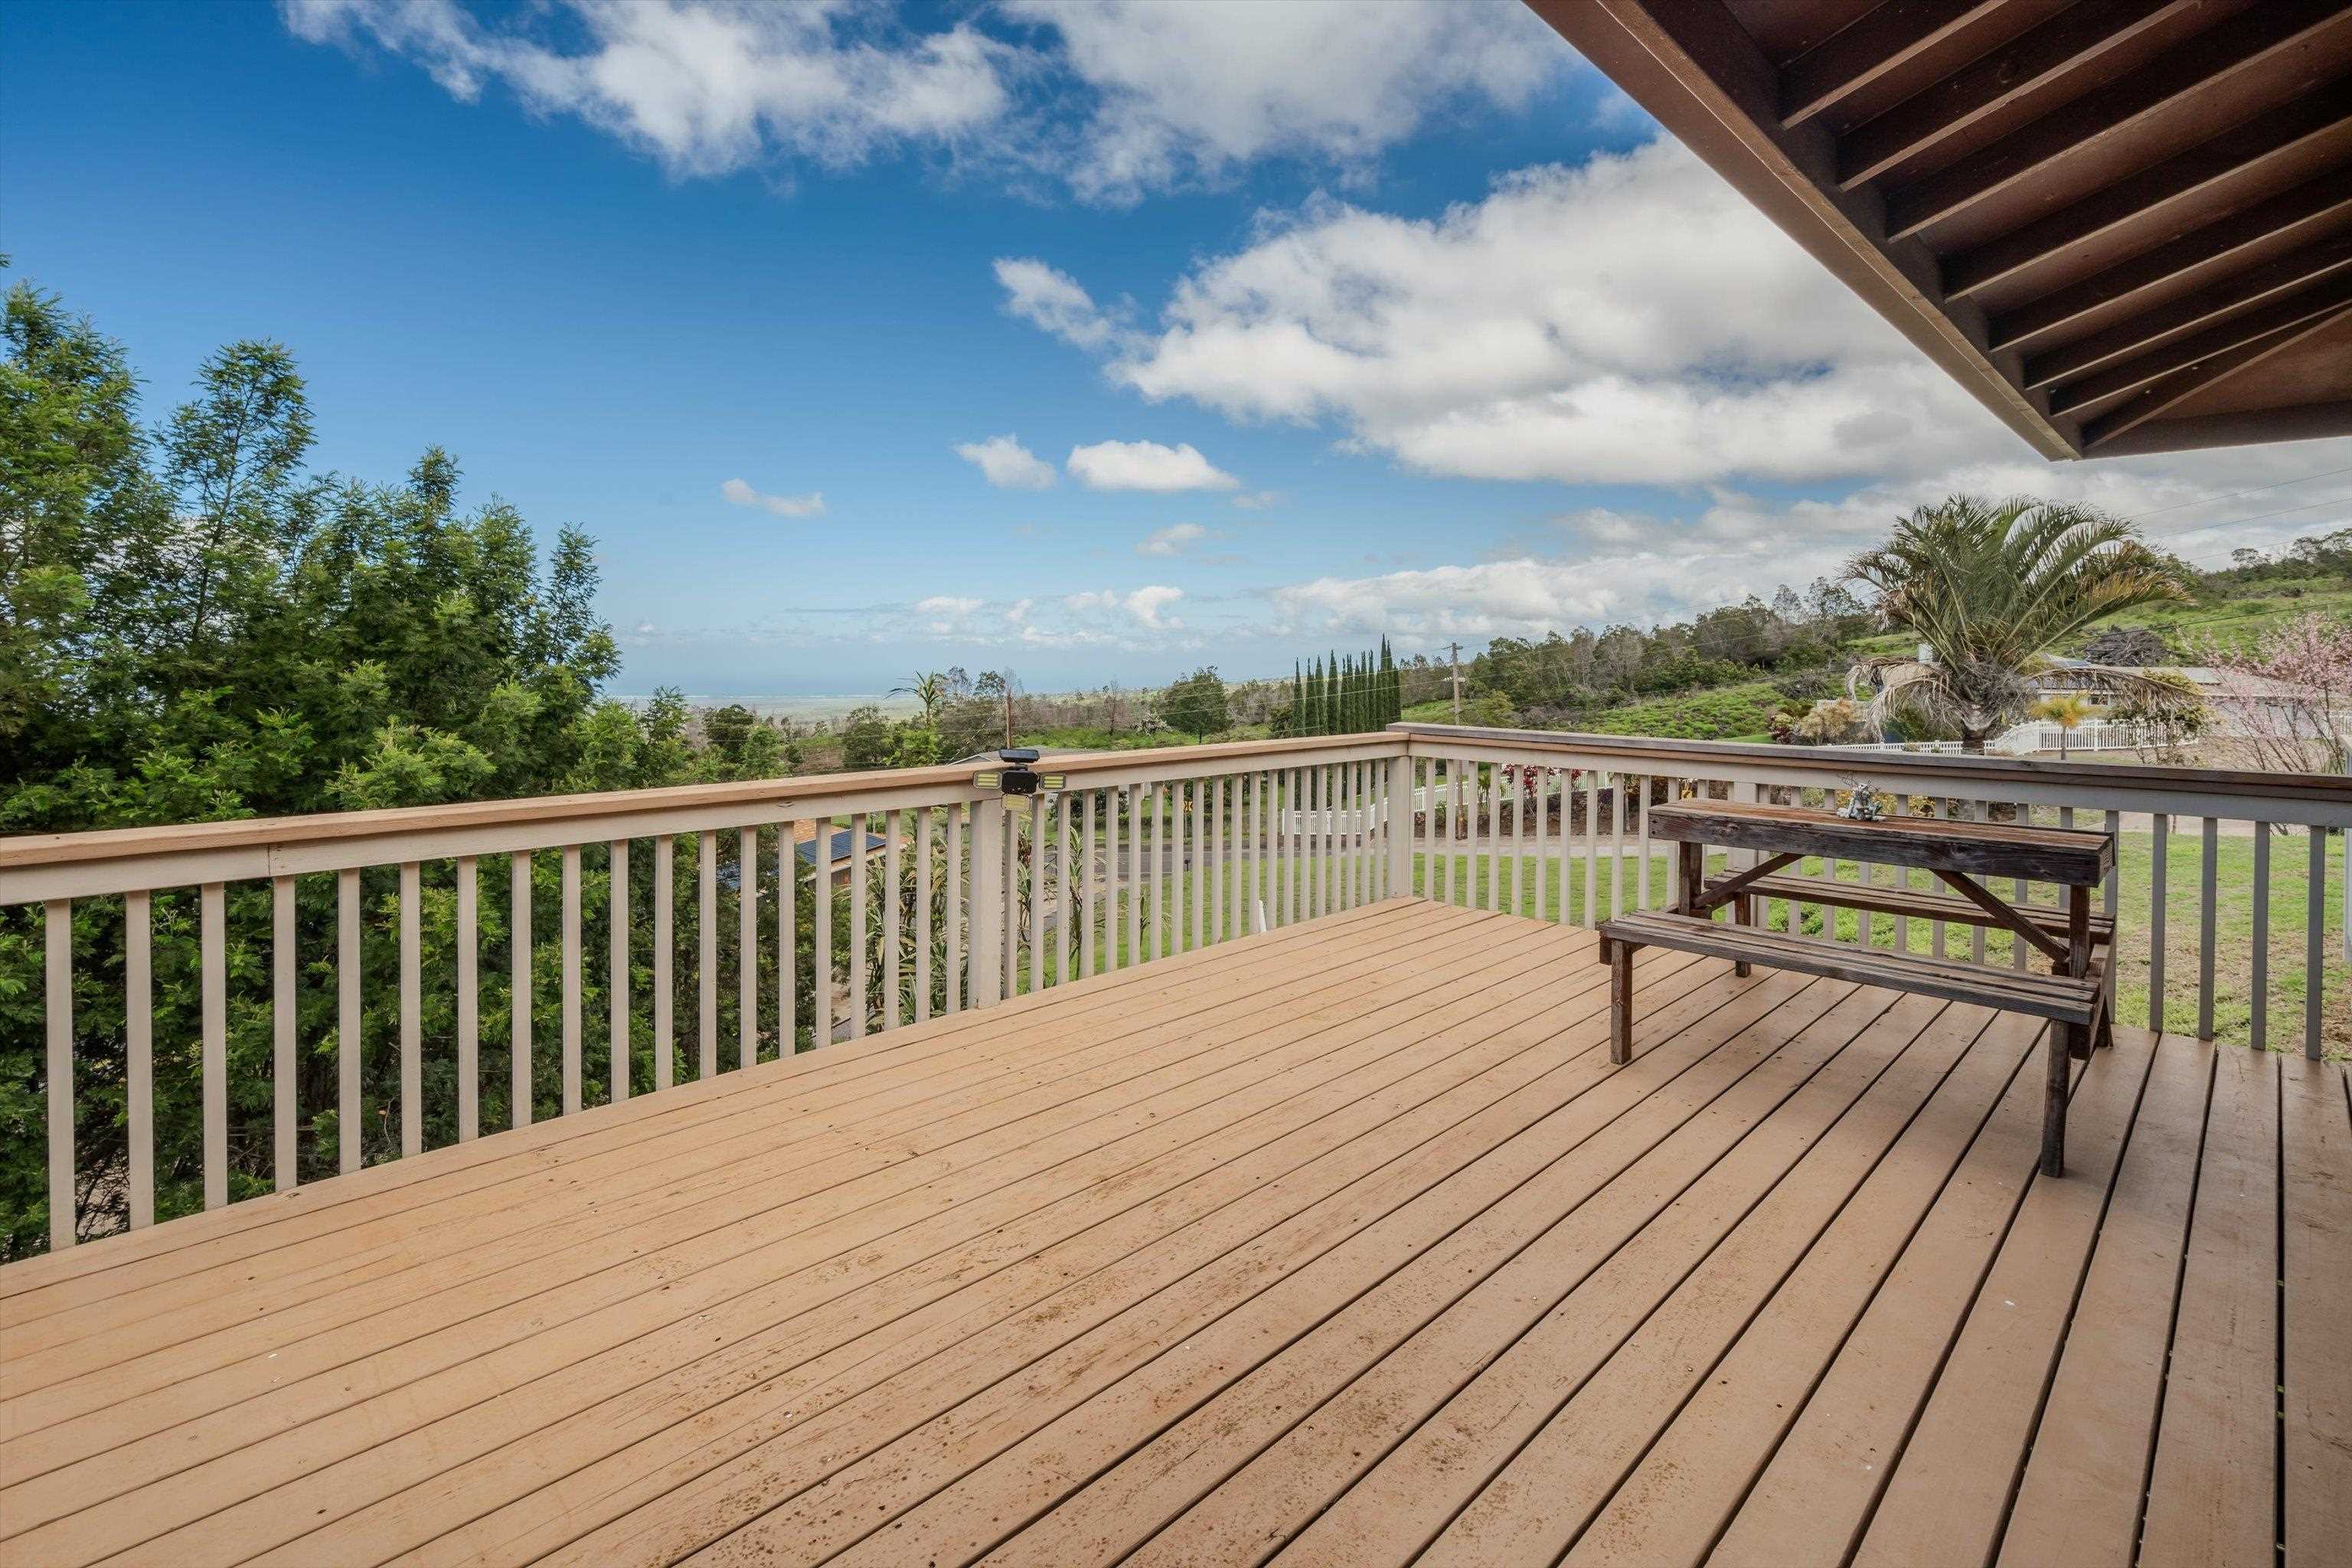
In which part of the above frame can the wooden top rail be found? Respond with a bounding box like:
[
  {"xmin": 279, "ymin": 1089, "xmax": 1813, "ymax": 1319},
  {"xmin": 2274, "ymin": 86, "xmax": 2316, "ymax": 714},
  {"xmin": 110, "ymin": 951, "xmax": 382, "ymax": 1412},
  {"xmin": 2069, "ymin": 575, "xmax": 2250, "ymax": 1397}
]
[
  {"xmin": 1647, "ymin": 799, "xmax": 2115, "ymax": 884},
  {"xmin": 0, "ymin": 732, "xmax": 1406, "ymax": 905},
  {"xmin": 1390, "ymin": 722, "xmax": 2352, "ymax": 823}
]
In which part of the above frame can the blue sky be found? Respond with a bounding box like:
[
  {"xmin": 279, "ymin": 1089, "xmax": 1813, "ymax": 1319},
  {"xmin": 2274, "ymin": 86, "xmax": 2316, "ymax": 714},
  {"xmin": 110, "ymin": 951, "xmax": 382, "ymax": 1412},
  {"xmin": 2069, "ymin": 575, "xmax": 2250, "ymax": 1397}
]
[{"xmin": 8, "ymin": 1, "xmax": 2346, "ymax": 697}]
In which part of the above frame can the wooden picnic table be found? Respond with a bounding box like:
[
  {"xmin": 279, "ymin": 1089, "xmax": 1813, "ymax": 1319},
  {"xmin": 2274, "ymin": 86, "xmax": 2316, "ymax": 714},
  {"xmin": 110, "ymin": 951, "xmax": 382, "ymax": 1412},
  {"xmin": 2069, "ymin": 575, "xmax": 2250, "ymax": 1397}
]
[{"xmin": 1603, "ymin": 799, "xmax": 2115, "ymax": 1177}]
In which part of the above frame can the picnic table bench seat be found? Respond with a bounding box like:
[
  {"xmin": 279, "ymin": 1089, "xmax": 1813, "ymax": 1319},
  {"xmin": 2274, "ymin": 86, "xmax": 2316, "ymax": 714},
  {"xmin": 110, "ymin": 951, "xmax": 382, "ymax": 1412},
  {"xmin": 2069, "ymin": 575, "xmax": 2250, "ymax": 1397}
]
[{"xmin": 1599, "ymin": 910, "xmax": 2103, "ymax": 1036}]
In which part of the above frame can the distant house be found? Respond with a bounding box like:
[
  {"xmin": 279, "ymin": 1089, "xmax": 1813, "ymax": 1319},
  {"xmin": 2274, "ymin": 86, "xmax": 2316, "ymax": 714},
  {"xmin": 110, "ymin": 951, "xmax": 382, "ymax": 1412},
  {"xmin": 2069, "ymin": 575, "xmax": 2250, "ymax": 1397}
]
[
  {"xmin": 2033, "ymin": 658, "xmax": 2308, "ymax": 737},
  {"xmin": 795, "ymin": 826, "xmax": 887, "ymax": 887}
]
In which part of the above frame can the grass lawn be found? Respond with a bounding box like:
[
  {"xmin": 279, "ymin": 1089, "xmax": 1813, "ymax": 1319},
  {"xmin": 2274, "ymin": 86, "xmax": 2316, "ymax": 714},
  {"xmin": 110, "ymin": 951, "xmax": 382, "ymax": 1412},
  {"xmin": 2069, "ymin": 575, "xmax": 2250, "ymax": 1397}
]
[
  {"xmin": 1402, "ymin": 832, "xmax": 2344, "ymax": 1056},
  {"xmin": 974, "ymin": 831, "xmax": 2344, "ymax": 1057},
  {"xmin": 1001, "ymin": 856, "xmax": 1373, "ymax": 991}
]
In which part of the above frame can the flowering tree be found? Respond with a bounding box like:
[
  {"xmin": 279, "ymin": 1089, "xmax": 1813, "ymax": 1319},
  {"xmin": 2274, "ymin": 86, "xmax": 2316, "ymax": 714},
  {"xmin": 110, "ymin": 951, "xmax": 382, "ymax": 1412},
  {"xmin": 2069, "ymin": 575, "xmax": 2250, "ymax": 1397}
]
[{"xmin": 2203, "ymin": 612, "xmax": 2352, "ymax": 775}]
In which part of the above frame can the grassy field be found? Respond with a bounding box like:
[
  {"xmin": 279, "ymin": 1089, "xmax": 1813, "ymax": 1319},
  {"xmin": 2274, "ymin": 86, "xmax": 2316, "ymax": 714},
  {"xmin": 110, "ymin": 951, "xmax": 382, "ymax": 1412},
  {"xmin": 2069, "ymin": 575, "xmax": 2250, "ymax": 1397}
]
[
  {"xmin": 1398, "ymin": 832, "xmax": 2345, "ymax": 1055},
  {"xmin": 1403, "ymin": 683, "xmax": 1783, "ymax": 740},
  {"xmin": 959, "ymin": 828, "xmax": 2344, "ymax": 1057},
  {"xmin": 1847, "ymin": 578, "xmax": 2351, "ymax": 666}
]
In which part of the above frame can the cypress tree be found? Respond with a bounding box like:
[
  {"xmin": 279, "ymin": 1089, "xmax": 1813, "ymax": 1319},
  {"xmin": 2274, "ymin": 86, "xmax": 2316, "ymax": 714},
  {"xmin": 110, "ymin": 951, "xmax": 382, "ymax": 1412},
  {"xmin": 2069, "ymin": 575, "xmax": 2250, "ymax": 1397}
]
[
  {"xmin": 1325, "ymin": 648, "xmax": 1340, "ymax": 734},
  {"xmin": 1292, "ymin": 660, "xmax": 1306, "ymax": 737}
]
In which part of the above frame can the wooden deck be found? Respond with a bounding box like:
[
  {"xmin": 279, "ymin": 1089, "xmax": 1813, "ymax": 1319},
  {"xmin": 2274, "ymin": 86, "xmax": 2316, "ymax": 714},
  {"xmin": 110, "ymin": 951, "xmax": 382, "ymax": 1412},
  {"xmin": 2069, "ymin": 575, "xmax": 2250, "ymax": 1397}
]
[{"xmin": 1, "ymin": 897, "xmax": 2343, "ymax": 1567}]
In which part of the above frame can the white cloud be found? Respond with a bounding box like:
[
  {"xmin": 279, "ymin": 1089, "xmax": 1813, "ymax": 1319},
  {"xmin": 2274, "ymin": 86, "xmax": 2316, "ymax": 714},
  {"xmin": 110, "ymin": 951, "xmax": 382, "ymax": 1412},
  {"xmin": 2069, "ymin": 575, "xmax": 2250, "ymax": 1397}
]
[
  {"xmin": 994, "ymin": 259, "xmax": 1125, "ymax": 351},
  {"xmin": 284, "ymin": 0, "xmax": 1574, "ymax": 200},
  {"xmin": 952, "ymin": 433, "xmax": 1057, "ymax": 488},
  {"xmin": 1263, "ymin": 446, "xmax": 2352, "ymax": 640},
  {"xmin": 1007, "ymin": 139, "xmax": 2023, "ymax": 488},
  {"xmin": 1124, "ymin": 584, "xmax": 1184, "ymax": 627},
  {"xmin": 283, "ymin": 0, "xmax": 1013, "ymax": 181},
  {"xmin": 1137, "ymin": 522, "xmax": 1210, "ymax": 557},
  {"xmin": 1229, "ymin": 489, "xmax": 1282, "ymax": 510},
  {"xmin": 1001, "ymin": 0, "xmax": 1564, "ymax": 202},
  {"xmin": 720, "ymin": 477, "xmax": 826, "ymax": 517},
  {"xmin": 1004, "ymin": 596, "xmax": 1034, "ymax": 624},
  {"xmin": 1067, "ymin": 438, "xmax": 1239, "ymax": 492},
  {"xmin": 913, "ymin": 593, "xmax": 982, "ymax": 633}
]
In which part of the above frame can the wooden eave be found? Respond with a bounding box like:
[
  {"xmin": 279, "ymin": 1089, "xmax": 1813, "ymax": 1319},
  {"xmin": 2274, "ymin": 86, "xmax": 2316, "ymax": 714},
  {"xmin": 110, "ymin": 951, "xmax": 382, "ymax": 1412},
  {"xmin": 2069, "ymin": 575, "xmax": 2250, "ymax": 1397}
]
[{"xmin": 1527, "ymin": 0, "xmax": 2352, "ymax": 459}]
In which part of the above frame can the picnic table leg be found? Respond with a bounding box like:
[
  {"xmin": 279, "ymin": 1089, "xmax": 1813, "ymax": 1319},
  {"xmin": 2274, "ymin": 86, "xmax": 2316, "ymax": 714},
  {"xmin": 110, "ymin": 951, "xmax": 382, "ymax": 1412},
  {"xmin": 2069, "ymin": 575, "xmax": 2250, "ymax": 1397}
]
[
  {"xmin": 2065, "ymin": 886, "xmax": 2092, "ymax": 1061},
  {"xmin": 2041, "ymin": 1022, "xmax": 2069, "ymax": 1178},
  {"xmin": 1607, "ymin": 936, "xmax": 1636, "ymax": 1064},
  {"xmin": 1732, "ymin": 892, "xmax": 1753, "ymax": 977}
]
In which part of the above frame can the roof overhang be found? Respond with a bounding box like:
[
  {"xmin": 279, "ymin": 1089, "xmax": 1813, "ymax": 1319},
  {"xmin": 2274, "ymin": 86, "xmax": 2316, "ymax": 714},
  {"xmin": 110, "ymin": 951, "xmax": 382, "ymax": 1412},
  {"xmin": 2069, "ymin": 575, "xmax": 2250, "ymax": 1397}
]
[{"xmin": 1527, "ymin": 0, "xmax": 2352, "ymax": 460}]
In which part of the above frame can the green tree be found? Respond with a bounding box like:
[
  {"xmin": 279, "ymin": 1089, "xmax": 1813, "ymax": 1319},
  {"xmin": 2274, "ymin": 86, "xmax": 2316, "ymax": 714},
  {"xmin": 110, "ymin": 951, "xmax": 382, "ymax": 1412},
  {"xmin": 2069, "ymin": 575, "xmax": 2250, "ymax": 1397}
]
[
  {"xmin": 1846, "ymin": 496, "xmax": 2196, "ymax": 753},
  {"xmin": 2030, "ymin": 693, "xmax": 2102, "ymax": 759},
  {"xmin": 0, "ymin": 275, "xmax": 812, "ymax": 1256},
  {"xmin": 1160, "ymin": 665, "xmax": 1230, "ymax": 741},
  {"xmin": 889, "ymin": 671, "xmax": 949, "ymax": 725}
]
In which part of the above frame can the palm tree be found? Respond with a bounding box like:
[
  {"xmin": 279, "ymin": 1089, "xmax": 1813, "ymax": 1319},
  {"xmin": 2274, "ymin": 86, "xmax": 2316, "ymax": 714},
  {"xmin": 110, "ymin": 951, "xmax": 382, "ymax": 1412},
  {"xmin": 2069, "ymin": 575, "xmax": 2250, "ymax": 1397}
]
[
  {"xmin": 2031, "ymin": 693, "xmax": 2102, "ymax": 759},
  {"xmin": 1845, "ymin": 496, "xmax": 2197, "ymax": 753},
  {"xmin": 889, "ymin": 671, "xmax": 948, "ymax": 726}
]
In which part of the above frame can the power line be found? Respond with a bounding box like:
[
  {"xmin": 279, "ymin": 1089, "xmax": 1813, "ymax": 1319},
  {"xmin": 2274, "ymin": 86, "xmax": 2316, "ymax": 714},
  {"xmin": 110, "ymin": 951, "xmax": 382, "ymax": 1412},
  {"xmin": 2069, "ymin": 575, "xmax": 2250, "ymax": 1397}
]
[
  {"xmin": 2119, "ymin": 464, "xmax": 2352, "ymax": 524},
  {"xmin": 2180, "ymin": 492, "xmax": 2350, "ymax": 536}
]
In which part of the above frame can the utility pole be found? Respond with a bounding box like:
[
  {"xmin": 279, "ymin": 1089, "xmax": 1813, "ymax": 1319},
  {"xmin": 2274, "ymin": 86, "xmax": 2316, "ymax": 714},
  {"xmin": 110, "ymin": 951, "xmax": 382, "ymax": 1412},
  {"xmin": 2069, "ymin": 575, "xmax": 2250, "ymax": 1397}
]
[{"xmin": 1447, "ymin": 641, "xmax": 1464, "ymax": 722}]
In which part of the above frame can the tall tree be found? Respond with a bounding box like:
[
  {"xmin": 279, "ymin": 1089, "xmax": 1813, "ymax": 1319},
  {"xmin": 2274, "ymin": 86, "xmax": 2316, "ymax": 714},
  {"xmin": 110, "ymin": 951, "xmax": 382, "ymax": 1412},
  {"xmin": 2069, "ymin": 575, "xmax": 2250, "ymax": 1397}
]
[
  {"xmin": 0, "ymin": 274, "xmax": 807, "ymax": 1256},
  {"xmin": 1161, "ymin": 665, "xmax": 1230, "ymax": 741},
  {"xmin": 1846, "ymin": 496, "xmax": 2196, "ymax": 753}
]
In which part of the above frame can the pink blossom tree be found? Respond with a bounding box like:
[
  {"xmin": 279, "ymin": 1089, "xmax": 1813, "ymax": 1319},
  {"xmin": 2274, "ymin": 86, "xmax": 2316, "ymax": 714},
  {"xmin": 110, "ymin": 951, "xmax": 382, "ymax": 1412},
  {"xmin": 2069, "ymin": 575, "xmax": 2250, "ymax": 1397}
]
[{"xmin": 2203, "ymin": 612, "xmax": 2352, "ymax": 775}]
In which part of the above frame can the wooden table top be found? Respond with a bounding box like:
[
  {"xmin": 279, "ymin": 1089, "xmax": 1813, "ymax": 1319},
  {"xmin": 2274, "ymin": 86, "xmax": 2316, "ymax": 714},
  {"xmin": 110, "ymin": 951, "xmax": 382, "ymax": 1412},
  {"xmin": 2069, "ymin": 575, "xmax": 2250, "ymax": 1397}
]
[{"xmin": 1646, "ymin": 799, "xmax": 2113, "ymax": 885}]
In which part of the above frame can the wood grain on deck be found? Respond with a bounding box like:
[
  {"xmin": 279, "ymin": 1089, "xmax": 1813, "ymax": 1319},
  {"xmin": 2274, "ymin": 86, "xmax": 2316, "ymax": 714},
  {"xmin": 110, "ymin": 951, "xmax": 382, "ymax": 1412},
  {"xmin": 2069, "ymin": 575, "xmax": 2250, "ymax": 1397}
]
[{"xmin": 0, "ymin": 897, "xmax": 2341, "ymax": 1567}]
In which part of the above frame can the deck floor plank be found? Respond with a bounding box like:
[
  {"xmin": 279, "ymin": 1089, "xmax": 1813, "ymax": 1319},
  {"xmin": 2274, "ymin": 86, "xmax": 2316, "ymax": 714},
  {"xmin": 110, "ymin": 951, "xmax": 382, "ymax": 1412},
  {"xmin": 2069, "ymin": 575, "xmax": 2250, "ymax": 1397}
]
[
  {"xmin": 232, "ymin": 930, "xmax": 1666, "ymax": 1566},
  {"xmin": 1995, "ymin": 1031, "xmax": 2214, "ymax": 1568},
  {"xmin": 1315, "ymin": 995, "xmax": 1987, "ymax": 1568},
  {"xmin": 1847, "ymin": 1024, "xmax": 2158, "ymax": 1568},
  {"xmin": 0, "ymin": 898, "xmax": 2336, "ymax": 1568},
  {"xmin": 906, "ymin": 972, "xmax": 1854, "ymax": 1568},
  {"xmin": 1707, "ymin": 1028, "xmax": 2145, "ymax": 1566},
  {"xmin": 2280, "ymin": 1054, "xmax": 2350, "ymax": 1567},
  {"xmin": 2, "ymin": 903, "xmax": 1451, "ymax": 1374},
  {"xmin": 7, "ymin": 913, "xmax": 1550, "ymax": 1561},
  {"xmin": 0, "ymin": 900, "xmax": 1427, "ymax": 1318},
  {"xmin": 2137, "ymin": 1042, "xmax": 2281, "ymax": 1568},
  {"xmin": 589, "ymin": 979, "xmax": 1857, "ymax": 1566},
  {"xmin": 1564, "ymin": 1008, "xmax": 2047, "ymax": 1568},
  {"xmin": 6, "ymin": 913, "xmax": 1526, "ymax": 1518}
]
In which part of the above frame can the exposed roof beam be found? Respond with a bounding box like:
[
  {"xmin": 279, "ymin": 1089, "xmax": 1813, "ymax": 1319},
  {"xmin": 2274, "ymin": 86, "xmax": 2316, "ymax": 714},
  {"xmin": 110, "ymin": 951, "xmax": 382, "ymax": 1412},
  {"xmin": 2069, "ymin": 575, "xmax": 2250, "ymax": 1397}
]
[
  {"xmin": 1781, "ymin": 0, "xmax": 2008, "ymax": 128},
  {"xmin": 2081, "ymin": 302, "xmax": 2352, "ymax": 446},
  {"xmin": 1988, "ymin": 167, "xmax": 2352, "ymax": 349},
  {"xmin": 1526, "ymin": 0, "xmax": 2076, "ymax": 459},
  {"xmin": 2023, "ymin": 235, "xmax": 2352, "ymax": 385},
  {"xmin": 1945, "ymin": 90, "xmax": 2352, "ymax": 297},
  {"xmin": 1838, "ymin": 0, "xmax": 2214, "ymax": 188},
  {"xmin": 2086, "ymin": 396, "xmax": 2352, "ymax": 455},
  {"xmin": 1883, "ymin": 2, "xmax": 2350, "ymax": 239},
  {"xmin": 2047, "ymin": 270, "xmax": 2352, "ymax": 413}
]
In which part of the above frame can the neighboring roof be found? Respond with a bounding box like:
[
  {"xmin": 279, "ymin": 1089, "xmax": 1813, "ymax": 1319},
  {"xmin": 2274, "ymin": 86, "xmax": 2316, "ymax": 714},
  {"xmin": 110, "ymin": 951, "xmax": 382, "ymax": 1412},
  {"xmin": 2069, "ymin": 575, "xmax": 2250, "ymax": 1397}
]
[
  {"xmin": 1527, "ymin": 0, "xmax": 2352, "ymax": 461},
  {"xmin": 795, "ymin": 828, "xmax": 887, "ymax": 867}
]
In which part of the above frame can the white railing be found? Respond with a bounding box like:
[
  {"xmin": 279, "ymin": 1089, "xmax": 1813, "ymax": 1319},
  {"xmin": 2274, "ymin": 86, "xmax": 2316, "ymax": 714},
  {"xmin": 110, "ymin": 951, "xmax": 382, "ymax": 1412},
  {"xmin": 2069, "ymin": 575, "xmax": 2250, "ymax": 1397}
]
[
  {"xmin": 1, "ymin": 736, "xmax": 1404, "ymax": 1253},
  {"xmin": 1837, "ymin": 718, "xmax": 2164, "ymax": 756},
  {"xmin": 1395, "ymin": 722, "xmax": 2347, "ymax": 1062},
  {"xmin": 5, "ymin": 723, "xmax": 2343, "ymax": 1254}
]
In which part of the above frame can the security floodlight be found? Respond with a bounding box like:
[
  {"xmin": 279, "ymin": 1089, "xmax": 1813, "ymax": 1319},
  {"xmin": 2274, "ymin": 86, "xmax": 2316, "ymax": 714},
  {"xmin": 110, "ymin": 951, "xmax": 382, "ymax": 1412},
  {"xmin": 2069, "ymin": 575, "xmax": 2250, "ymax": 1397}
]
[{"xmin": 975, "ymin": 749, "xmax": 1062, "ymax": 799}]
